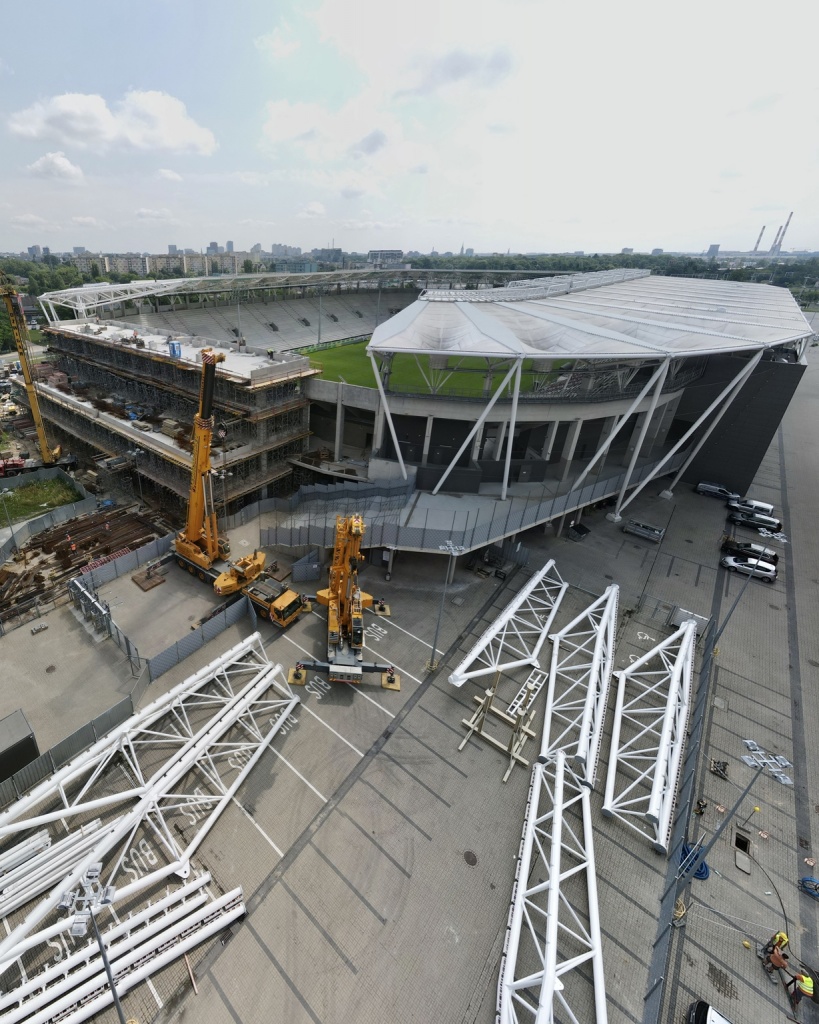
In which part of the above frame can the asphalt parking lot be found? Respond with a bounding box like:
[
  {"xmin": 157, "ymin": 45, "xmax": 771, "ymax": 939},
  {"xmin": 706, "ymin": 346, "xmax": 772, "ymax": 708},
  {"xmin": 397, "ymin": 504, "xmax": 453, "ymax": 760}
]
[{"xmin": 3, "ymin": 361, "xmax": 819, "ymax": 1024}]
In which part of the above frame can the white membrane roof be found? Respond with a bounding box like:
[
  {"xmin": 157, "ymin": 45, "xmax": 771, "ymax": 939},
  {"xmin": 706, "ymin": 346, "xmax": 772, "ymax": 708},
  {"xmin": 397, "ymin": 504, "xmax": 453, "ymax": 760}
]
[{"xmin": 368, "ymin": 271, "xmax": 812, "ymax": 362}]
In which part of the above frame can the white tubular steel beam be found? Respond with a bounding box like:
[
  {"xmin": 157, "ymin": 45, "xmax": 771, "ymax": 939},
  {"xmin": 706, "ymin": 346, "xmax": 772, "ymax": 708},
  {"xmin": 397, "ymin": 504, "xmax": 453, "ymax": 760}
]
[
  {"xmin": 449, "ymin": 561, "xmax": 567, "ymax": 687},
  {"xmin": 540, "ymin": 586, "xmax": 619, "ymax": 788},
  {"xmin": 602, "ymin": 621, "xmax": 696, "ymax": 854},
  {"xmin": 0, "ymin": 634, "xmax": 297, "ymax": 974},
  {"xmin": 497, "ymin": 752, "xmax": 607, "ymax": 1024}
]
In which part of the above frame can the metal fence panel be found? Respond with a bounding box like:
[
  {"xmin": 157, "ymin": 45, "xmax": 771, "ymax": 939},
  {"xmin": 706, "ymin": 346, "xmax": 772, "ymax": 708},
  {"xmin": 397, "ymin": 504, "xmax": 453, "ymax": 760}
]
[
  {"xmin": 94, "ymin": 696, "xmax": 133, "ymax": 736},
  {"xmin": 243, "ymin": 594, "xmax": 257, "ymax": 630},
  {"xmin": 292, "ymin": 550, "xmax": 322, "ymax": 582},
  {"xmin": 12, "ymin": 751, "xmax": 54, "ymax": 797},
  {"xmin": 0, "ymin": 777, "xmax": 17, "ymax": 811},
  {"xmin": 50, "ymin": 722, "xmax": 96, "ymax": 769},
  {"xmin": 201, "ymin": 613, "xmax": 227, "ymax": 644},
  {"xmin": 147, "ymin": 645, "xmax": 179, "ymax": 682},
  {"xmin": 175, "ymin": 629, "xmax": 204, "ymax": 661}
]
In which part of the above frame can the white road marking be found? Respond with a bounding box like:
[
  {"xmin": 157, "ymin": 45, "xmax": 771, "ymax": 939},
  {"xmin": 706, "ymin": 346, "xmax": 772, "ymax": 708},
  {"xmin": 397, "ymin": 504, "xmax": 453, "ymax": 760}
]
[
  {"xmin": 231, "ymin": 797, "xmax": 284, "ymax": 856},
  {"xmin": 271, "ymin": 749, "xmax": 328, "ymax": 803},
  {"xmin": 300, "ymin": 704, "xmax": 364, "ymax": 757}
]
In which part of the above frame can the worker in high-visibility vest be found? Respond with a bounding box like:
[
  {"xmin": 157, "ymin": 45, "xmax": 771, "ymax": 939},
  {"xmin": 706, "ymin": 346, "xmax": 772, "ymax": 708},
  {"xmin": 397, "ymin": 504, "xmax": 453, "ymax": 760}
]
[{"xmin": 786, "ymin": 969, "xmax": 814, "ymax": 1007}]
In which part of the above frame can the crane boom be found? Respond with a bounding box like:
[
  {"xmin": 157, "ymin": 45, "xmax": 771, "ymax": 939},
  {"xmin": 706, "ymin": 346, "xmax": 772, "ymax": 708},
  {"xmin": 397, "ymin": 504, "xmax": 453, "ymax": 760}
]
[{"xmin": 0, "ymin": 272, "xmax": 57, "ymax": 465}]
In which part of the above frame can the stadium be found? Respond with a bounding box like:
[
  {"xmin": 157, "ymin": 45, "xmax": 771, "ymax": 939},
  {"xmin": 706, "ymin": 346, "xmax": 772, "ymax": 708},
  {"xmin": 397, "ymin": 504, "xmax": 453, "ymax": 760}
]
[{"xmin": 31, "ymin": 265, "xmax": 812, "ymax": 559}]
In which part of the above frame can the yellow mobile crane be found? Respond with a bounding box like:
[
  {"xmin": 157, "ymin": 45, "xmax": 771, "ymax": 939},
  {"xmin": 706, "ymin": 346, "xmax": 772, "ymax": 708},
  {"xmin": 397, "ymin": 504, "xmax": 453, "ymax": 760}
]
[
  {"xmin": 299, "ymin": 513, "xmax": 398, "ymax": 688},
  {"xmin": 0, "ymin": 271, "xmax": 75, "ymax": 469},
  {"xmin": 174, "ymin": 349, "xmax": 265, "ymax": 593}
]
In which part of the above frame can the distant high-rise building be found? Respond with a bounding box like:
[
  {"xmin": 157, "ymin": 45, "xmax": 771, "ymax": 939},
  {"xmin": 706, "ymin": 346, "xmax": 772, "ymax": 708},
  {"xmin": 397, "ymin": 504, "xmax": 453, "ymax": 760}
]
[
  {"xmin": 651, "ymin": 248, "xmax": 663, "ymax": 256},
  {"xmin": 226, "ymin": 240, "xmax": 234, "ymax": 253},
  {"xmin": 315, "ymin": 248, "xmax": 343, "ymax": 263},
  {"xmin": 250, "ymin": 243, "xmax": 262, "ymax": 254},
  {"xmin": 706, "ymin": 244, "xmax": 720, "ymax": 259},
  {"xmin": 368, "ymin": 249, "xmax": 404, "ymax": 265},
  {"xmin": 28, "ymin": 245, "xmax": 42, "ymax": 258},
  {"xmin": 465, "ymin": 248, "xmax": 474, "ymax": 257},
  {"xmin": 72, "ymin": 246, "xmax": 87, "ymax": 255},
  {"xmin": 621, "ymin": 247, "xmax": 634, "ymax": 255},
  {"xmin": 42, "ymin": 247, "xmax": 50, "ymax": 256},
  {"xmin": 206, "ymin": 241, "xmax": 219, "ymax": 255},
  {"xmin": 168, "ymin": 244, "xmax": 178, "ymax": 254}
]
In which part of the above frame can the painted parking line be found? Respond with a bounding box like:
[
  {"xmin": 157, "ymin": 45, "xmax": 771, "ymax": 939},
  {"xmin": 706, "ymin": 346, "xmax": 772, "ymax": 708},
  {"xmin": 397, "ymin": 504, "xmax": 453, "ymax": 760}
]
[
  {"xmin": 271, "ymin": 748, "xmax": 328, "ymax": 803},
  {"xmin": 231, "ymin": 796, "xmax": 284, "ymax": 857},
  {"xmin": 300, "ymin": 704, "xmax": 364, "ymax": 758}
]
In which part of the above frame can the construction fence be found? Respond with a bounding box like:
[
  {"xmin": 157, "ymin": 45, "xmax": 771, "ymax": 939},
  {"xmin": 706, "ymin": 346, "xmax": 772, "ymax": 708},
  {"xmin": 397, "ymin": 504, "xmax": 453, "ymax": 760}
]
[
  {"xmin": 146, "ymin": 594, "xmax": 256, "ymax": 681},
  {"xmin": 0, "ymin": 467, "xmax": 97, "ymax": 567}
]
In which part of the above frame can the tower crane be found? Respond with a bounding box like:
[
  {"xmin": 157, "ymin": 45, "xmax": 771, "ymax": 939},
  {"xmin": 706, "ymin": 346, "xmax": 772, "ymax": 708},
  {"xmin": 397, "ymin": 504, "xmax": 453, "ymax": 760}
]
[{"xmin": 0, "ymin": 271, "xmax": 71, "ymax": 467}]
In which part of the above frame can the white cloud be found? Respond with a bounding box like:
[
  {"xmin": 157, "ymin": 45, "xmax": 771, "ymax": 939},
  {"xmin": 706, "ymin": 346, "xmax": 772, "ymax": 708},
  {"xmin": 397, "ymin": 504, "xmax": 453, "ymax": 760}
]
[
  {"xmin": 134, "ymin": 207, "xmax": 176, "ymax": 222},
  {"xmin": 8, "ymin": 91, "xmax": 217, "ymax": 154},
  {"xmin": 255, "ymin": 23, "xmax": 300, "ymax": 60},
  {"xmin": 297, "ymin": 201, "xmax": 326, "ymax": 219},
  {"xmin": 71, "ymin": 216, "xmax": 106, "ymax": 228},
  {"xmin": 349, "ymin": 129, "xmax": 387, "ymax": 158},
  {"xmin": 11, "ymin": 213, "xmax": 47, "ymax": 227},
  {"xmin": 157, "ymin": 168, "xmax": 183, "ymax": 182},
  {"xmin": 26, "ymin": 151, "xmax": 84, "ymax": 182},
  {"xmin": 398, "ymin": 48, "xmax": 513, "ymax": 97}
]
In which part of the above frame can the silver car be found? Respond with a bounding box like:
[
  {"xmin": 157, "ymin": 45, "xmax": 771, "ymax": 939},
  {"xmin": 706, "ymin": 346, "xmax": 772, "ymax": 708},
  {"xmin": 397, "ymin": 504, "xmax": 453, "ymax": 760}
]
[
  {"xmin": 720, "ymin": 555, "xmax": 777, "ymax": 582},
  {"xmin": 695, "ymin": 481, "xmax": 741, "ymax": 501}
]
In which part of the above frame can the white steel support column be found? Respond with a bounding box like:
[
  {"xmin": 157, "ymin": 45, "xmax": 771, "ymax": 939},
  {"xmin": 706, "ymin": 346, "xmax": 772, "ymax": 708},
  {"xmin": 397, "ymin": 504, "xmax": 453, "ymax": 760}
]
[
  {"xmin": 431, "ymin": 361, "xmax": 519, "ymax": 495},
  {"xmin": 612, "ymin": 360, "xmax": 669, "ymax": 518},
  {"xmin": 448, "ymin": 560, "xmax": 567, "ymax": 687},
  {"xmin": 570, "ymin": 360, "xmax": 669, "ymax": 494},
  {"xmin": 421, "ymin": 415, "xmax": 434, "ymax": 465},
  {"xmin": 663, "ymin": 350, "xmax": 765, "ymax": 495},
  {"xmin": 602, "ymin": 620, "xmax": 696, "ymax": 853},
  {"xmin": 369, "ymin": 352, "xmax": 407, "ymax": 480},
  {"xmin": 559, "ymin": 419, "xmax": 583, "ymax": 485},
  {"xmin": 541, "ymin": 421, "xmax": 558, "ymax": 460},
  {"xmin": 501, "ymin": 360, "xmax": 523, "ymax": 500},
  {"xmin": 540, "ymin": 586, "xmax": 619, "ymax": 788},
  {"xmin": 497, "ymin": 752, "xmax": 608, "ymax": 1024},
  {"xmin": 617, "ymin": 350, "xmax": 763, "ymax": 516}
]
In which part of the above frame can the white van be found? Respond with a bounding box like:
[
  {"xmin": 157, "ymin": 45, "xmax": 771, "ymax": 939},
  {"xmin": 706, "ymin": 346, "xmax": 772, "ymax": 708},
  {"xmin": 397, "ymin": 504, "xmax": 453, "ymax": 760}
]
[{"xmin": 727, "ymin": 497, "xmax": 775, "ymax": 517}]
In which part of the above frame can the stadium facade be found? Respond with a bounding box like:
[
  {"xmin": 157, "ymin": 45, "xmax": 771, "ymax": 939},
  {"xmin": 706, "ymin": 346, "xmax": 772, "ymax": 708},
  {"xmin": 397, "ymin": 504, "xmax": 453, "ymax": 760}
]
[{"xmin": 30, "ymin": 268, "xmax": 812, "ymax": 550}]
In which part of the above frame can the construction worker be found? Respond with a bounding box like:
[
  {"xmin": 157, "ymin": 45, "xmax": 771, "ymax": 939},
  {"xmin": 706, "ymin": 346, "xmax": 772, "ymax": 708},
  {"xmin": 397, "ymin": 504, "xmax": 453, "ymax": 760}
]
[
  {"xmin": 763, "ymin": 930, "xmax": 789, "ymax": 955},
  {"xmin": 765, "ymin": 946, "xmax": 789, "ymax": 975},
  {"xmin": 786, "ymin": 969, "xmax": 814, "ymax": 1008}
]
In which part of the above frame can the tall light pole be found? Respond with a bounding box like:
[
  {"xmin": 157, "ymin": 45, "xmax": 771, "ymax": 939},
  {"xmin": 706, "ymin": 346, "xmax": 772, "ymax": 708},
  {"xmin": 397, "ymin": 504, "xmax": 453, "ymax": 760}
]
[
  {"xmin": 427, "ymin": 540, "xmax": 465, "ymax": 672},
  {"xmin": 60, "ymin": 862, "xmax": 127, "ymax": 1024}
]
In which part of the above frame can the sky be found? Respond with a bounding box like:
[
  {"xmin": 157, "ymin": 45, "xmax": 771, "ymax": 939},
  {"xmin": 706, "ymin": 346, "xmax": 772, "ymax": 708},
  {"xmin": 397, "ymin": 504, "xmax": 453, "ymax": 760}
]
[{"xmin": 1, "ymin": 0, "xmax": 817, "ymax": 257}]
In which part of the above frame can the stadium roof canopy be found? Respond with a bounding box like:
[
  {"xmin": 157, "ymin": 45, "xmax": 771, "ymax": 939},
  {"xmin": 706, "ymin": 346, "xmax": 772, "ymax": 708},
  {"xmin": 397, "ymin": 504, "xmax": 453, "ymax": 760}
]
[
  {"xmin": 37, "ymin": 268, "xmax": 549, "ymax": 318},
  {"xmin": 368, "ymin": 269, "xmax": 813, "ymax": 362}
]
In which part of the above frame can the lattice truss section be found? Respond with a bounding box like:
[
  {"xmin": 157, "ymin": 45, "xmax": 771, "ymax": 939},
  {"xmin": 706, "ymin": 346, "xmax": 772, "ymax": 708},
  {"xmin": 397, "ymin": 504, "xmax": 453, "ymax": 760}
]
[
  {"xmin": 449, "ymin": 560, "xmax": 568, "ymax": 688},
  {"xmin": 0, "ymin": 633, "xmax": 298, "ymax": 1022},
  {"xmin": 497, "ymin": 751, "xmax": 607, "ymax": 1024},
  {"xmin": 541, "ymin": 586, "xmax": 619, "ymax": 788},
  {"xmin": 602, "ymin": 621, "xmax": 696, "ymax": 854}
]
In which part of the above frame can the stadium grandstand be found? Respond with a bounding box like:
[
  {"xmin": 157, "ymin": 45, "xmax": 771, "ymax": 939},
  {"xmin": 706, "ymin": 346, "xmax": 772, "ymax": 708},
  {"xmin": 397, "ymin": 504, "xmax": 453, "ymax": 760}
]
[{"xmin": 29, "ymin": 267, "xmax": 813, "ymax": 557}]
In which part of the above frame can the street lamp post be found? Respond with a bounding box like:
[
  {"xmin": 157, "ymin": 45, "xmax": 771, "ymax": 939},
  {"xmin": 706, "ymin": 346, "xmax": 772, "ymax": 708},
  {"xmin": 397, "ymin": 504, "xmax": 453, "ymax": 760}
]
[
  {"xmin": 60, "ymin": 862, "xmax": 126, "ymax": 1024},
  {"xmin": 427, "ymin": 540, "xmax": 465, "ymax": 672}
]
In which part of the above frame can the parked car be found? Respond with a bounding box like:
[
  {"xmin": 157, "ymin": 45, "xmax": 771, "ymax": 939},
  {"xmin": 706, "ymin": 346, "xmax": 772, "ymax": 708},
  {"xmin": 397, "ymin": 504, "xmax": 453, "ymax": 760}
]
[
  {"xmin": 695, "ymin": 481, "xmax": 741, "ymax": 501},
  {"xmin": 720, "ymin": 555, "xmax": 777, "ymax": 582},
  {"xmin": 727, "ymin": 511, "xmax": 783, "ymax": 532},
  {"xmin": 720, "ymin": 538, "xmax": 779, "ymax": 565},
  {"xmin": 687, "ymin": 1000, "xmax": 734, "ymax": 1024},
  {"xmin": 727, "ymin": 497, "xmax": 775, "ymax": 517}
]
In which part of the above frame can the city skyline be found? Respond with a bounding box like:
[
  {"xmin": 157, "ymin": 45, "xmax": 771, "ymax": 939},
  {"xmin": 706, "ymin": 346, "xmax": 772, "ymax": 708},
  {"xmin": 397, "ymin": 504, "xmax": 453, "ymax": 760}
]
[{"xmin": 1, "ymin": 0, "xmax": 817, "ymax": 255}]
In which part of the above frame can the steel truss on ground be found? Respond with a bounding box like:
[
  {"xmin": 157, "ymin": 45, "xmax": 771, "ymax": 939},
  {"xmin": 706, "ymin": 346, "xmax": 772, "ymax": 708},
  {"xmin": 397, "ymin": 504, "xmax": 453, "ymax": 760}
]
[
  {"xmin": 602, "ymin": 620, "xmax": 696, "ymax": 853},
  {"xmin": 541, "ymin": 586, "xmax": 619, "ymax": 788},
  {"xmin": 0, "ymin": 633, "xmax": 298, "ymax": 1016},
  {"xmin": 448, "ymin": 560, "xmax": 568, "ymax": 688},
  {"xmin": 497, "ymin": 751, "xmax": 607, "ymax": 1024}
]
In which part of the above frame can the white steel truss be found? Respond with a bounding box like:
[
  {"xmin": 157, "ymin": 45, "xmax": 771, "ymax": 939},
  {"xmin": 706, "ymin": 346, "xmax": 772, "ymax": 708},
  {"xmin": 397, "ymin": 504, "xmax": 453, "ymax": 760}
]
[
  {"xmin": 497, "ymin": 751, "xmax": 607, "ymax": 1024},
  {"xmin": 541, "ymin": 586, "xmax": 619, "ymax": 788},
  {"xmin": 602, "ymin": 621, "xmax": 696, "ymax": 853},
  {"xmin": 449, "ymin": 560, "xmax": 568, "ymax": 688},
  {"xmin": 0, "ymin": 633, "xmax": 297, "ymax": 1001}
]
